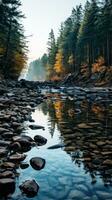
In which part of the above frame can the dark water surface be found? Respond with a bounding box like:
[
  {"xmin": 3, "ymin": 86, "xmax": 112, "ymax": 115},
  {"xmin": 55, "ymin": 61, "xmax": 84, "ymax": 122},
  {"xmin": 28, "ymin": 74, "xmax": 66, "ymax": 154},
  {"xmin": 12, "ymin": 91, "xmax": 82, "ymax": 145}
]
[{"xmin": 10, "ymin": 89, "xmax": 112, "ymax": 200}]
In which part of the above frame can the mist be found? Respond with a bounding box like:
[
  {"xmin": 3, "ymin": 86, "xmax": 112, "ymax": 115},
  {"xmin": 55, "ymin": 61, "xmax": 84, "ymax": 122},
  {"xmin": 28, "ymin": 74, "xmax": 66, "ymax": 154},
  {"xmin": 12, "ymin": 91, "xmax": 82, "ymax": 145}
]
[{"xmin": 26, "ymin": 59, "xmax": 46, "ymax": 81}]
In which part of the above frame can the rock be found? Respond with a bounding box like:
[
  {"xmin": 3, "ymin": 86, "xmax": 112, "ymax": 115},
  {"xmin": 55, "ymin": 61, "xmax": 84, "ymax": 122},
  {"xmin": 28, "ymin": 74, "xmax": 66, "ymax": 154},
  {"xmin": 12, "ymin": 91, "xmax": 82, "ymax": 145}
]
[
  {"xmin": 10, "ymin": 142, "xmax": 21, "ymax": 152},
  {"xmin": 34, "ymin": 135, "xmax": 47, "ymax": 146},
  {"xmin": 103, "ymin": 159, "xmax": 112, "ymax": 166},
  {"xmin": 29, "ymin": 124, "xmax": 45, "ymax": 130},
  {"xmin": 0, "ymin": 147, "xmax": 8, "ymax": 157},
  {"xmin": 2, "ymin": 132, "xmax": 14, "ymax": 139},
  {"xmin": 77, "ymin": 123, "xmax": 92, "ymax": 129},
  {"xmin": 9, "ymin": 153, "xmax": 26, "ymax": 162},
  {"xmin": 30, "ymin": 157, "xmax": 45, "ymax": 170},
  {"xmin": 21, "ymin": 135, "xmax": 33, "ymax": 142},
  {"xmin": 0, "ymin": 171, "xmax": 15, "ymax": 178},
  {"xmin": 1, "ymin": 162, "xmax": 16, "ymax": 169},
  {"xmin": 2, "ymin": 123, "xmax": 10, "ymax": 129},
  {"xmin": 0, "ymin": 128, "xmax": 10, "ymax": 134},
  {"xmin": 20, "ymin": 163, "xmax": 29, "ymax": 169},
  {"xmin": 19, "ymin": 180, "xmax": 39, "ymax": 197},
  {"xmin": 96, "ymin": 141, "xmax": 106, "ymax": 146},
  {"xmin": 0, "ymin": 178, "xmax": 15, "ymax": 196},
  {"xmin": 11, "ymin": 122, "xmax": 22, "ymax": 128},
  {"xmin": 0, "ymin": 140, "xmax": 11, "ymax": 147},
  {"xmin": 101, "ymin": 151, "xmax": 112, "ymax": 156},
  {"xmin": 47, "ymin": 143, "xmax": 65, "ymax": 149},
  {"xmin": 89, "ymin": 143, "xmax": 97, "ymax": 149},
  {"xmin": 12, "ymin": 136, "xmax": 31, "ymax": 152}
]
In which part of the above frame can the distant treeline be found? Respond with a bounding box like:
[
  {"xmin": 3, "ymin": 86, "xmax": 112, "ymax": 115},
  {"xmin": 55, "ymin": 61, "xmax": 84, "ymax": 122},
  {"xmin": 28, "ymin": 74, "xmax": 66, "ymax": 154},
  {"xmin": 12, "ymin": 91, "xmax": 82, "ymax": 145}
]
[
  {"xmin": 0, "ymin": 0, "xmax": 27, "ymax": 79},
  {"xmin": 41, "ymin": 0, "xmax": 112, "ymax": 81}
]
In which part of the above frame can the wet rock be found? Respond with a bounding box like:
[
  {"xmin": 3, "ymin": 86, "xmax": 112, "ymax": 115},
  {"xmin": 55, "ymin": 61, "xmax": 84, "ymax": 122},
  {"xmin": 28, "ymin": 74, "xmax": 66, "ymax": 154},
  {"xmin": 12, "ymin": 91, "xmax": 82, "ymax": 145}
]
[
  {"xmin": 96, "ymin": 141, "xmax": 106, "ymax": 146},
  {"xmin": 101, "ymin": 151, "xmax": 112, "ymax": 156},
  {"xmin": 2, "ymin": 132, "xmax": 14, "ymax": 139},
  {"xmin": 48, "ymin": 143, "xmax": 65, "ymax": 149},
  {"xmin": 29, "ymin": 124, "xmax": 45, "ymax": 130},
  {"xmin": 30, "ymin": 157, "xmax": 45, "ymax": 170},
  {"xmin": 0, "ymin": 128, "xmax": 9, "ymax": 134},
  {"xmin": 103, "ymin": 159, "xmax": 112, "ymax": 166},
  {"xmin": 12, "ymin": 136, "xmax": 31, "ymax": 152},
  {"xmin": 10, "ymin": 142, "xmax": 21, "ymax": 152},
  {"xmin": 77, "ymin": 123, "xmax": 92, "ymax": 129},
  {"xmin": 21, "ymin": 135, "xmax": 33, "ymax": 142},
  {"xmin": 34, "ymin": 135, "xmax": 47, "ymax": 146},
  {"xmin": 20, "ymin": 163, "xmax": 29, "ymax": 169},
  {"xmin": 19, "ymin": 180, "xmax": 39, "ymax": 197},
  {"xmin": 9, "ymin": 153, "xmax": 26, "ymax": 162},
  {"xmin": 0, "ymin": 140, "xmax": 11, "ymax": 147},
  {"xmin": 0, "ymin": 178, "xmax": 15, "ymax": 196},
  {"xmin": 2, "ymin": 123, "xmax": 10, "ymax": 129},
  {"xmin": 11, "ymin": 122, "xmax": 22, "ymax": 128},
  {"xmin": 1, "ymin": 162, "xmax": 16, "ymax": 169},
  {"xmin": 89, "ymin": 143, "xmax": 97, "ymax": 149},
  {"xmin": 0, "ymin": 147, "xmax": 8, "ymax": 157},
  {"xmin": 0, "ymin": 171, "xmax": 15, "ymax": 178}
]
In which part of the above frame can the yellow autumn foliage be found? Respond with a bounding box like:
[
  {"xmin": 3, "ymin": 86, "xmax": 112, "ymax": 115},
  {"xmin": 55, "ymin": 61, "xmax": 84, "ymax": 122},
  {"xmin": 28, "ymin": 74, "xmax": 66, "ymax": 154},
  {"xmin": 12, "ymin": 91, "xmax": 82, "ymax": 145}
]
[
  {"xmin": 54, "ymin": 49, "xmax": 65, "ymax": 75},
  {"xmin": 54, "ymin": 100, "xmax": 64, "ymax": 121},
  {"xmin": 92, "ymin": 57, "xmax": 106, "ymax": 73}
]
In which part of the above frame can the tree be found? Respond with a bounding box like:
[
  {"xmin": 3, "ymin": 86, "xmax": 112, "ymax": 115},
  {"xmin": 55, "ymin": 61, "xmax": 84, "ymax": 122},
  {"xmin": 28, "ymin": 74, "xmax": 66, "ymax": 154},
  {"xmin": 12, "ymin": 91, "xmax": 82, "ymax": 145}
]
[
  {"xmin": 54, "ymin": 49, "xmax": 65, "ymax": 78},
  {"xmin": 47, "ymin": 29, "xmax": 57, "ymax": 79},
  {"xmin": 0, "ymin": 0, "xmax": 27, "ymax": 79}
]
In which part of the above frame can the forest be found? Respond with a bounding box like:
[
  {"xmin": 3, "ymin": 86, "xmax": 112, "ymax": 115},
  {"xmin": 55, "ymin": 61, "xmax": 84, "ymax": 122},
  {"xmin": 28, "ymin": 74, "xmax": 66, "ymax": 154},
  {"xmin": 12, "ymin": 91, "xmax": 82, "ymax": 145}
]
[
  {"xmin": 0, "ymin": 0, "xmax": 112, "ymax": 85},
  {"xmin": 37, "ymin": 0, "xmax": 112, "ymax": 85}
]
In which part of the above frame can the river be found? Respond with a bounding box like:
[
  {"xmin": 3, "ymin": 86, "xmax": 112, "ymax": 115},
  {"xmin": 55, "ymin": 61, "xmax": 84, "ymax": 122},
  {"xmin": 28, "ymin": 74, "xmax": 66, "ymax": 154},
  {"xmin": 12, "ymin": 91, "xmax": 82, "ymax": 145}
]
[{"xmin": 9, "ymin": 87, "xmax": 112, "ymax": 200}]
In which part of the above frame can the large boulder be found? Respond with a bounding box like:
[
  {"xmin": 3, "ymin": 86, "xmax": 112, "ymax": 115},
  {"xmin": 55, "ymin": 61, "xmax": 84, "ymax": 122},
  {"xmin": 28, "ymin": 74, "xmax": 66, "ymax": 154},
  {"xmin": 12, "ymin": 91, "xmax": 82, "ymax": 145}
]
[{"xmin": 19, "ymin": 180, "xmax": 39, "ymax": 197}]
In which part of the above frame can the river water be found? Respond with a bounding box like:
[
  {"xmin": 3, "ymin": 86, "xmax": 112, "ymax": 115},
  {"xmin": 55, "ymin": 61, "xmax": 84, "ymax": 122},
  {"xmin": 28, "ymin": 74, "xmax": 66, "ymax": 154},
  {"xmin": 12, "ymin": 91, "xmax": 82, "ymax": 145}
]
[{"xmin": 10, "ymin": 88, "xmax": 112, "ymax": 200}]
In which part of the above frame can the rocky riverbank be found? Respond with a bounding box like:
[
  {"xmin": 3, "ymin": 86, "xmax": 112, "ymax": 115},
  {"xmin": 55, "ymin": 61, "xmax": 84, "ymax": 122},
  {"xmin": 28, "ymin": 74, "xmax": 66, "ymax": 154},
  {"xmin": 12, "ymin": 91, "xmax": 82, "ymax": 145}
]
[{"xmin": 0, "ymin": 79, "xmax": 48, "ymax": 198}]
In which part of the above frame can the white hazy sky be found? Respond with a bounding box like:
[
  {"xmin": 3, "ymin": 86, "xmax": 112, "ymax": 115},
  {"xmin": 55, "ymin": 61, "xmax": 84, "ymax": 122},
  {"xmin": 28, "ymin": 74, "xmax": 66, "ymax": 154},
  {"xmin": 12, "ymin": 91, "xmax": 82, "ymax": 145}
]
[{"xmin": 22, "ymin": 0, "xmax": 86, "ymax": 62}]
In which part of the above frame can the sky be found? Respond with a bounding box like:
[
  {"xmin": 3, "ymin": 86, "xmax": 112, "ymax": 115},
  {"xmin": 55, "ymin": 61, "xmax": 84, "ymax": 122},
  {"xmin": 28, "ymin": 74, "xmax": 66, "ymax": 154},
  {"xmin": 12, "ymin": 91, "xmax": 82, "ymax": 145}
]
[{"xmin": 22, "ymin": 0, "xmax": 86, "ymax": 62}]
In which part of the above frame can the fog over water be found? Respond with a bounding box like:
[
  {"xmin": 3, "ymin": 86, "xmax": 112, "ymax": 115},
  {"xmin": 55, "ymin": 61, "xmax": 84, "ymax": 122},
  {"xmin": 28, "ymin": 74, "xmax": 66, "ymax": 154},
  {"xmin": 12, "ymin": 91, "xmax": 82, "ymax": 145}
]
[{"xmin": 25, "ymin": 61, "xmax": 46, "ymax": 81}]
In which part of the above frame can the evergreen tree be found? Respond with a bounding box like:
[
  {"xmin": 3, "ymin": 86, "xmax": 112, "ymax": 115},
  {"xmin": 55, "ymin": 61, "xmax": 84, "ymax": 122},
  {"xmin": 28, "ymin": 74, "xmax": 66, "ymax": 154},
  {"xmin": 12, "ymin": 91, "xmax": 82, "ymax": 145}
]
[
  {"xmin": 47, "ymin": 29, "xmax": 57, "ymax": 79},
  {"xmin": 0, "ymin": 0, "xmax": 27, "ymax": 79},
  {"xmin": 77, "ymin": 0, "xmax": 99, "ymax": 74}
]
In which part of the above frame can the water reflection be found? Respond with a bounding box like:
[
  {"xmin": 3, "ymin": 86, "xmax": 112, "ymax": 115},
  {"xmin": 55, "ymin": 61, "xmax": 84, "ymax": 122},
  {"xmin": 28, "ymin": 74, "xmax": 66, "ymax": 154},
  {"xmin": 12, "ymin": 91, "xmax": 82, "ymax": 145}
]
[
  {"xmin": 40, "ymin": 93, "xmax": 112, "ymax": 186},
  {"xmin": 10, "ymin": 90, "xmax": 112, "ymax": 200}
]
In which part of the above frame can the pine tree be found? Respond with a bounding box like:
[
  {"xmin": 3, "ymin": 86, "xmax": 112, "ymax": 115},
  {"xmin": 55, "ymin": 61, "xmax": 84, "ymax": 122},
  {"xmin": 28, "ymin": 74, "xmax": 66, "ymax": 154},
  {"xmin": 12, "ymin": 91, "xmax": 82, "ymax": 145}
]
[
  {"xmin": 0, "ymin": 0, "xmax": 27, "ymax": 79},
  {"xmin": 77, "ymin": 0, "xmax": 99, "ymax": 74},
  {"xmin": 47, "ymin": 29, "xmax": 57, "ymax": 79}
]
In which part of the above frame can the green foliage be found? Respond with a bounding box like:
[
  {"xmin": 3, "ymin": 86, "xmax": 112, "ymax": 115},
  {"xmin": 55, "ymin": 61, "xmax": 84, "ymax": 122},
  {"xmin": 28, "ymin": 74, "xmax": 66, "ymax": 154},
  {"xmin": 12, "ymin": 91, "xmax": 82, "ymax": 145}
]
[
  {"xmin": 45, "ymin": 0, "xmax": 112, "ymax": 80},
  {"xmin": 0, "ymin": 0, "xmax": 27, "ymax": 79}
]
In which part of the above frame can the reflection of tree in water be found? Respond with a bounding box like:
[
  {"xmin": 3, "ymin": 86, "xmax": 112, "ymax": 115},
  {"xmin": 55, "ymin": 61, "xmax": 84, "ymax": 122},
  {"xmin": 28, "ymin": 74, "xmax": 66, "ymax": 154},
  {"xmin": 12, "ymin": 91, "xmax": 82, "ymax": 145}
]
[
  {"xmin": 41, "ymin": 99, "xmax": 57, "ymax": 137},
  {"xmin": 41, "ymin": 94, "xmax": 112, "ymax": 185}
]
